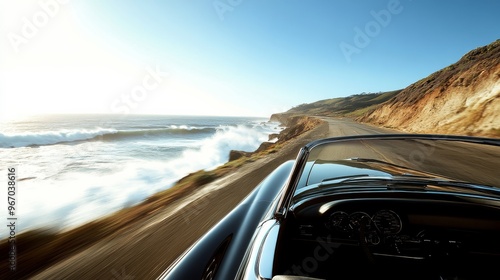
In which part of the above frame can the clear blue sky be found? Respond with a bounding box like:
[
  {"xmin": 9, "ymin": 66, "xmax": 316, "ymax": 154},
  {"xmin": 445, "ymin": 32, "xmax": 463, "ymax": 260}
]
[{"xmin": 1, "ymin": 0, "xmax": 499, "ymax": 119}]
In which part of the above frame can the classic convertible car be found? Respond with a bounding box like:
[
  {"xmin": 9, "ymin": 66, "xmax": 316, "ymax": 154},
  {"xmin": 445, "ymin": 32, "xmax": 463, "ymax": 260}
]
[{"xmin": 158, "ymin": 134, "xmax": 500, "ymax": 280}]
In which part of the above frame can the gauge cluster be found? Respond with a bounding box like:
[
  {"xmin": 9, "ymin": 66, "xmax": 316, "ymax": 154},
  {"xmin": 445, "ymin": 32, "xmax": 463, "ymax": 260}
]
[
  {"xmin": 325, "ymin": 209, "xmax": 403, "ymax": 245},
  {"xmin": 290, "ymin": 196, "xmax": 500, "ymax": 270}
]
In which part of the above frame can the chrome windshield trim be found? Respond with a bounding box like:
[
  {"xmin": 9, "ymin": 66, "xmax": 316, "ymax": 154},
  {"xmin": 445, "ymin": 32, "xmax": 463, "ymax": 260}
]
[
  {"xmin": 304, "ymin": 134, "xmax": 500, "ymax": 150},
  {"xmin": 275, "ymin": 134, "xmax": 500, "ymax": 219},
  {"xmin": 275, "ymin": 146, "xmax": 309, "ymax": 219}
]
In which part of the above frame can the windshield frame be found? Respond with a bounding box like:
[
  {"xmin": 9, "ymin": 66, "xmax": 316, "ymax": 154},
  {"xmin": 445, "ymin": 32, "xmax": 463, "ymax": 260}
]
[{"xmin": 274, "ymin": 134, "xmax": 500, "ymax": 219}]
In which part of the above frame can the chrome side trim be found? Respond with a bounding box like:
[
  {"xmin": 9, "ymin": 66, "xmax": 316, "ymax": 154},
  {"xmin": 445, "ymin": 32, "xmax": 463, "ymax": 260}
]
[
  {"xmin": 258, "ymin": 223, "xmax": 280, "ymax": 278},
  {"xmin": 239, "ymin": 220, "xmax": 279, "ymax": 280}
]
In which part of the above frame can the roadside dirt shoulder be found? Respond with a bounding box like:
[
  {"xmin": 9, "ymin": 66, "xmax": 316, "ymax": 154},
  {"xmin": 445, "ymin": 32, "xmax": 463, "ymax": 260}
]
[{"xmin": 29, "ymin": 119, "xmax": 329, "ymax": 280}]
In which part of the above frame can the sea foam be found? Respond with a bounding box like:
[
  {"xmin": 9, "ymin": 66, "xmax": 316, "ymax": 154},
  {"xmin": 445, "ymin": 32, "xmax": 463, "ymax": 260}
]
[{"xmin": 1, "ymin": 120, "xmax": 284, "ymax": 237}]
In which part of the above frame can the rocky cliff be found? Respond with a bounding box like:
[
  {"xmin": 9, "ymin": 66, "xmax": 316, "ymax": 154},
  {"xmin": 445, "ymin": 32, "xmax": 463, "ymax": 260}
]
[{"xmin": 358, "ymin": 40, "xmax": 500, "ymax": 137}]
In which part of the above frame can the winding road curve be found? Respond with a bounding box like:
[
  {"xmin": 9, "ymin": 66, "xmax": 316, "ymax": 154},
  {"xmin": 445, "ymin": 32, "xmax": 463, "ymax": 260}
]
[{"xmin": 321, "ymin": 117, "xmax": 398, "ymax": 136}]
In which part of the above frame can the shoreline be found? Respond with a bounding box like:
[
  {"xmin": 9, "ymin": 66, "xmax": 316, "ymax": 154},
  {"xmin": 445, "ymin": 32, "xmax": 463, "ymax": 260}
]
[
  {"xmin": 1, "ymin": 114, "xmax": 327, "ymax": 279},
  {"xmin": 0, "ymin": 114, "xmax": 281, "ymax": 240}
]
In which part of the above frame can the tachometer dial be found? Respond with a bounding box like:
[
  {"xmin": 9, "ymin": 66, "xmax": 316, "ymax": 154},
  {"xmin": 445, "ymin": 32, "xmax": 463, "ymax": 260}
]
[
  {"xmin": 372, "ymin": 210, "xmax": 402, "ymax": 235},
  {"xmin": 326, "ymin": 211, "xmax": 350, "ymax": 232}
]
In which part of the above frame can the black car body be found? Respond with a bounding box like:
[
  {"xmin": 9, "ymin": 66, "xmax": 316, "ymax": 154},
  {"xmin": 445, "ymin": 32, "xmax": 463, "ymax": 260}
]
[{"xmin": 158, "ymin": 134, "xmax": 500, "ymax": 280}]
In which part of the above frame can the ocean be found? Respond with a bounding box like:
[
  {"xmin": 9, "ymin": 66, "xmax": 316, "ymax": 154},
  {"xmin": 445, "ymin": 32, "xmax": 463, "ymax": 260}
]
[{"xmin": 0, "ymin": 114, "xmax": 283, "ymax": 237}]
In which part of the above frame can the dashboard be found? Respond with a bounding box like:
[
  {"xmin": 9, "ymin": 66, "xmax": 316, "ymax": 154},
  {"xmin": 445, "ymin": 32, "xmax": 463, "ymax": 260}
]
[
  {"xmin": 325, "ymin": 209, "xmax": 403, "ymax": 246},
  {"xmin": 280, "ymin": 191, "xmax": 500, "ymax": 278}
]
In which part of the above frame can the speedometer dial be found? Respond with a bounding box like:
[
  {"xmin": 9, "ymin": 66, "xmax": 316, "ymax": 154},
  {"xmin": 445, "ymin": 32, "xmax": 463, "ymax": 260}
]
[{"xmin": 372, "ymin": 210, "xmax": 402, "ymax": 235}]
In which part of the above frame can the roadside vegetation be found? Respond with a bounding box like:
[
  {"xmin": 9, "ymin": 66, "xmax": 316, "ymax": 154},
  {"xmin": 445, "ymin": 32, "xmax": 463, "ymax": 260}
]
[{"xmin": 285, "ymin": 90, "xmax": 402, "ymax": 117}]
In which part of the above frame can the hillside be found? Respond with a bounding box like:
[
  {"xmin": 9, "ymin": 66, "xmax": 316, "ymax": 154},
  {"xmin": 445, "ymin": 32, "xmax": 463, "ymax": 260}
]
[
  {"xmin": 281, "ymin": 90, "xmax": 402, "ymax": 118},
  {"xmin": 358, "ymin": 40, "xmax": 500, "ymax": 137}
]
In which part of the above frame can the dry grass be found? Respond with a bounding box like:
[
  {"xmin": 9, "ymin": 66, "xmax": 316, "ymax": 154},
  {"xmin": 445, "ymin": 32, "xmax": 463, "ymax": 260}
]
[{"xmin": 286, "ymin": 90, "xmax": 401, "ymax": 117}]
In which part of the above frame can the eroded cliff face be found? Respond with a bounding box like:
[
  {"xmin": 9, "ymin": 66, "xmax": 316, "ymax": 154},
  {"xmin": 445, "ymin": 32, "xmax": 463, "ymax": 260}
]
[{"xmin": 358, "ymin": 40, "xmax": 500, "ymax": 137}]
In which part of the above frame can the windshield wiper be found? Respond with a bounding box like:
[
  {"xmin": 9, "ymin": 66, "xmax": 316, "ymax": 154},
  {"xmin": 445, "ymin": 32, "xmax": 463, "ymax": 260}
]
[
  {"xmin": 320, "ymin": 176, "xmax": 429, "ymax": 190},
  {"xmin": 321, "ymin": 174, "xmax": 370, "ymax": 182}
]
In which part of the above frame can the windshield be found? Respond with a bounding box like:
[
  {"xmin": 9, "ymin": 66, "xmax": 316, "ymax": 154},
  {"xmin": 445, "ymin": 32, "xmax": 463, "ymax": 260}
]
[{"xmin": 293, "ymin": 135, "xmax": 500, "ymax": 196}]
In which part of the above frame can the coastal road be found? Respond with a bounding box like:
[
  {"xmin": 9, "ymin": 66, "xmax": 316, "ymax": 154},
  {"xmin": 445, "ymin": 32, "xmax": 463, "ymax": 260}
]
[
  {"xmin": 321, "ymin": 117, "xmax": 399, "ymax": 136},
  {"xmin": 321, "ymin": 118, "xmax": 497, "ymax": 186},
  {"xmin": 321, "ymin": 118, "xmax": 498, "ymax": 187},
  {"xmin": 26, "ymin": 118, "xmax": 399, "ymax": 280}
]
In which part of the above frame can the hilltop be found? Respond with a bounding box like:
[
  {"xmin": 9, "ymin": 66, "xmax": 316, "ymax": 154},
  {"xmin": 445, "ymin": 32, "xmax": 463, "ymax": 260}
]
[{"xmin": 280, "ymin": 89, "xmax": 402, "ymax": 118}]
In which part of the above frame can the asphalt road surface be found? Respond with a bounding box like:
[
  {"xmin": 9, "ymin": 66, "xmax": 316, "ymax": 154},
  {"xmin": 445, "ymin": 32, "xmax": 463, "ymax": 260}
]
[
  {"xmin": 321, "ymin": 118, "xmax": 498, "ymax": 187},
  {"xmin": 320, "ymin": 117, "xmax": 398, "ymax": 136},
  {"xmin": 26, "ymin": 118, "xmax": 499, "ymax": 279}
]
